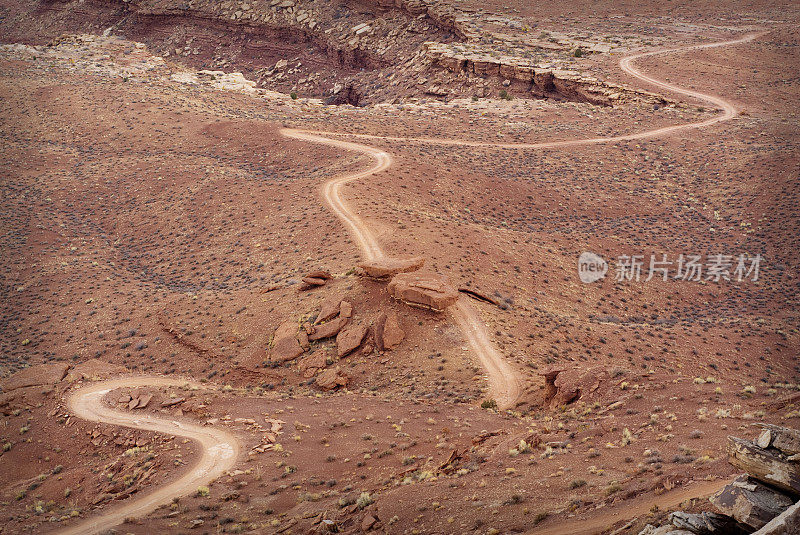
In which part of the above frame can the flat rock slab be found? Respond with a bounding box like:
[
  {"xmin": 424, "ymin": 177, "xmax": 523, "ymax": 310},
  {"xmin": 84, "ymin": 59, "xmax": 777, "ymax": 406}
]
[
  {"xmin": 360, "ymin": 256, "xmax": 425, "ymax": 278},
  {"xmin": 1, "ymin": 362, "xmax": 69, "ymax": 392},
  {"xmin": 298, "ymin": 350, "xmax": 327, "ymax": 374},
  {"xmin": 375, "ymin": 312, "xmax": 405, "ymax": 351},
  {"xmin": 315, "ymin": 366, "xmax": 349, "ymax": 391},
  {"xmin": 710, "ymin": 474, "xmax": 795, "ymax": 530},
  {"xmin": 387, "ymin": 271, "xmax": 459, "ymax": 311},
  {"xmin": 336, "ymin": 323, "xmax": 368, "ymax": 357},
  {"xmin": 270, "ymin": 321, "xmax": 305, "ymax": 362},
  {"xmin": 310, "ymin": 316, "xmax": 349, "ymax": 341},
  {"xmin": 305, "ymin": 270, "xmax": 332, "ymax": 280},
  {"xmin": 316, "ymin": 297, "xmax": 343, "ymax": 324}
]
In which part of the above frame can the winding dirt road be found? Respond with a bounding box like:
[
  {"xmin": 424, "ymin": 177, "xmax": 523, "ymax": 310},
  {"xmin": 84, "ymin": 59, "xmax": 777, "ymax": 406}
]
[
  {"xmin": 281, "ymin": 130, "xmax": 392, "ymax": 263},
  {"xmin": 280, "ymin": 129, "xmax": 524, "ymax": 408},
  {"xmin": 282, "ymin": 32, "xmax": 759, "ymax": 411},
  {"xmin": 57, "ymin": 377, "xmax": 239, "ymax": 535},
  {"xmin": 294, "ymin": 33, "xmax": 759, "ymax": 151},
  {"xmin": 59, "ymin": 32, "xmax": 758, "ymax": 534}
]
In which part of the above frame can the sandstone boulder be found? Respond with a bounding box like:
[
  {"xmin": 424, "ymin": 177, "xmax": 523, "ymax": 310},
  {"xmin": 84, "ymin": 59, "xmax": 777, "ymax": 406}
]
[
  {"xmin": 315, "ymin": 366, "xmax": 349, "ymax": 391},
  {"xmin": 301, "ymin": 276, "xmax": 327, "ymax": 287},
  {"xmin": 362, "ymin": 514, "xmax": 378, "ymax": 531},
  {"xmin": 382, "ymin": 313, "xmax": 405, "ymax": 349},
  {"xmin": 310, "ymin": 315, "xmax": 349, "ymax": 341},
  {"xmin": 359, "ymin": 256, "xmax": 425, "ymax": 278},
  {"xmin": 128, "ymin": 393, "xmax": 152, "ymax": 410},
  {"xmin": 300, "ymin": 270, "xmax": 332, "ymax": 290},
  {"xmin": 336, "ymin": 323, "xmax": 369, "ymax": 357},
  {"xmin": 316, "ymin": 297, "xmax": 342, "ymax": 324},
  {"xmin": 298, "ymin": 350, "xmax": 327, "ymax": 375},
  {"xmin": 306, "ymin": 270, "xmax": 332, "ymax": 280},
  {"xmin": 387, "ymin": 272, "xmax": 459, "ymax": 311},
  {"xmin": 269, "ymin": 321, "xmax": 304, "ymax": 362},
  {"xmin": 375, "ymin": 312, "xmax": 405, "ymax": 351},
  {"xmin": 297, "ymin": 329, "xmax": 310, "ymax": 351}
]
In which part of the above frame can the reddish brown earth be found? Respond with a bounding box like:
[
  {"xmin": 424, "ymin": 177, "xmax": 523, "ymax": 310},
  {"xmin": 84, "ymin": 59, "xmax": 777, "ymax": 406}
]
[{"xmin": 0, "ymin": 1, "xmax": 798, "ymax": 534}]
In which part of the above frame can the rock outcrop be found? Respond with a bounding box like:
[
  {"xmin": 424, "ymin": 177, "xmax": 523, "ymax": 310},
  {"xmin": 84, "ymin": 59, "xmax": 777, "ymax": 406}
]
[
  {"xmin": 316, "ymin": 297, "xmax": 343, "ymax": 324},
  {"xmin": 298, "ymin": 350, "xmax": 328, "ymax": 377},
  {"xmin": 375, "ymin": 312, "xmax": 405, "ymax": 350},
  {"xmin": 387, "ymin": 271, "xmax": 459, "ymax": 311},
  {"xmin": 360, "ymin": 256, "xmax": 425, "ymax": 278},
  {"xmin": 640, "ymin": 424, "xmax": 800, "ymax": 535},
  {"xmin": 269, "ymin": 321, "xmax": 305, "ymax": 362},
  {"xmin": 424, "ymin": 41, "xmax": 668, "ymax": 106},
  {"xmin": 315, "ymin": 366, "xmax": 349, "ymax": 390},
  {"xmin": 309, "ymin": 315, "xmax": 349, "ymax": 341},
  {"xmin": 336, "ymin": 323, "xmax": 369, "ymax": 357},
  {"xmin": 300, "ymin": 270, "xmax": 332, "ymax": 290}
]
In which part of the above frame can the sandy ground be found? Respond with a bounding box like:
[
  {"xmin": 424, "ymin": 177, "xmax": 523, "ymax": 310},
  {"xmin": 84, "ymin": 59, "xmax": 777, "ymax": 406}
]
[{"xmin": 0, "ymin": 2, "xmax": 798, "ymax": 534}]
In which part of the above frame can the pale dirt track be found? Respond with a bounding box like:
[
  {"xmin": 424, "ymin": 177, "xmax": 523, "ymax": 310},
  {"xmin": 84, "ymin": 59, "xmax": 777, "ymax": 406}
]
[
  {"xmin": 295, "ymin": 33, "xmax": 760, "ymax": 151},
  {"xmin": 60, "ymin": 33, "xmax": 758, "ymax": 534},
  {"xmin": 282, "ymin": 32, "xmax": 759, "ymax": 412},
  {"xmin": 56, "ymin": 377, "xmax": 239, "ymax": 535},
  {"xmin": 281, "ymin": 128, "xmax": 523, "ymax": 408}
]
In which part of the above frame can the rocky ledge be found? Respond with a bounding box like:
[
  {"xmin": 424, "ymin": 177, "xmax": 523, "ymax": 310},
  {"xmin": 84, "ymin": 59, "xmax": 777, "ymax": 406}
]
[{"xmin": 387, "ymin": 271, "xmax": 460, "ymax": 311}]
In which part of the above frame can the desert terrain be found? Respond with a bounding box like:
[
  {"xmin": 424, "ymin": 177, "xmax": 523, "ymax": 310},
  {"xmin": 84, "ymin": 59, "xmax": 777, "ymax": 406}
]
[{"xmin": 0, "ymin": 0, "xmax": 798, "ymax": 534}]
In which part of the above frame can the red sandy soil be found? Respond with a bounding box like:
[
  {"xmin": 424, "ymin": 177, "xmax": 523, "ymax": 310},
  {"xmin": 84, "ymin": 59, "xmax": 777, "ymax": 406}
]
[{"xmin": 0, "ymin": 1, "xmax": 798, "ymax": 534}]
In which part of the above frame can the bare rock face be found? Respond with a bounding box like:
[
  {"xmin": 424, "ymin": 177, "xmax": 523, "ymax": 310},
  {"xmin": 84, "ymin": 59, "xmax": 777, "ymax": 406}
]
[
  {"xmin": 1, "ymin": 363, "xmax": 69, "ymax": 391},
  {"xmin": 336, "ymin": 323, "xmax": 369, "ymax": 357},
  {"xmin": 539, "ymin": 366, "xmax": 612, "ymax": 407},
  {"xmin": 375, "ymin": 312, "xmax": 405, "ymax": 350},
  {"xmin": 387, "ymin": 271, "xmax": 459, "ymax": 311},
  {"xmin": 269, "ymin": 321, "xmax": 304, "ymax": 362},
  {"xmin": 360, "ymin": 256, "xmax": 425, "ymax": 278},
  {"xmin": 315, "ymin": 366, "xmax": 349, "ymax": 391}
]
